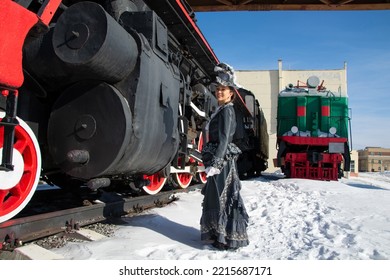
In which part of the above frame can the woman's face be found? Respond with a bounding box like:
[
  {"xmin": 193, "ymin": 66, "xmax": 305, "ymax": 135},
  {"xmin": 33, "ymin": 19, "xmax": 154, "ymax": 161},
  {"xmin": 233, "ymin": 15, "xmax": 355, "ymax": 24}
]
[{"xmin": 215, "ymin": 85, "xmax": 233, "ymax": 105}]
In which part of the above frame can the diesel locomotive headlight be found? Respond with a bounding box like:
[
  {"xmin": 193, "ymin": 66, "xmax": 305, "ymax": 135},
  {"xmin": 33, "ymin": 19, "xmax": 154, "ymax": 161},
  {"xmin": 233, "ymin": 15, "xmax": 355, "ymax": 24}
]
[
  {"xmin": 329, "ymin": 127, "xmax": 337, "ymax": 135},
  {"xmin": 291, "ymin": 126, "xmax": 298, "ymax": 134}
]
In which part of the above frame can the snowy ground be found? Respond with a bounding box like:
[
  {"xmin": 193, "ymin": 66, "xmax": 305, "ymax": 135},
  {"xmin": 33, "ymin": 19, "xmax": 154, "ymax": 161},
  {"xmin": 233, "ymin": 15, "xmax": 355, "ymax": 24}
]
[{"xmin": 50, "ymin": 172, "xmax": 390, "ymax": 260}]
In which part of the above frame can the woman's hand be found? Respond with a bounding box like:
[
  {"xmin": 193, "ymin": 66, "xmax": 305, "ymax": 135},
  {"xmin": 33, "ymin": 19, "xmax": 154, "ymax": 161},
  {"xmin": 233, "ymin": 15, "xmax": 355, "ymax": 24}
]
[{"xmin": 205, "ymin": 167, "xmax": 221, "ymax": 177}]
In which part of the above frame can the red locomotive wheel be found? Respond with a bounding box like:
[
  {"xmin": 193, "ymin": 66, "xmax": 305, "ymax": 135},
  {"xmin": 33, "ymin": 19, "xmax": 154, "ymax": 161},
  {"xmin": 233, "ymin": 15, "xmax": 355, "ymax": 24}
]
[
  {"xmin": 142, "ymin": 173, "xmax": 167, "ymax": 195},
  {"xmin": 195, "ymin": 167, "xmax": 207, "ymax": 184},
  {"xmin": 0, "ymin": 112, "xmax": 41, "ymax": 223},
  {"xmin": 172, "ymin": 157, "xmax": 193, "ymax": 189},
  {"xmin": 173, "ymin": 171, "xmax": 193, "ymax": 189}
]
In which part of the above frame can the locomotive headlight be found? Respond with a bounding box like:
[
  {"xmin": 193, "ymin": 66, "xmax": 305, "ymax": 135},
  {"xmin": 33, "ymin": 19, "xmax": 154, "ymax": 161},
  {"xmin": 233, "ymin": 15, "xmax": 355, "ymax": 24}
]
[
  {"xmin": 329, "ymin": 127, "xmax": 337, "ymax": 135},
  {"xmin": 291, "ymin": 126, "xmax": 299, "ymax": 134}
]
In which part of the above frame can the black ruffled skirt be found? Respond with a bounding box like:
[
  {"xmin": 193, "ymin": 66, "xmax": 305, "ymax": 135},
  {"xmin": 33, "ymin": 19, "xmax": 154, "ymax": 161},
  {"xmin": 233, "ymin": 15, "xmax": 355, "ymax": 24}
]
[{"xmin": 200, "ymin": 143, "xmax": 249, "ymax": 249}]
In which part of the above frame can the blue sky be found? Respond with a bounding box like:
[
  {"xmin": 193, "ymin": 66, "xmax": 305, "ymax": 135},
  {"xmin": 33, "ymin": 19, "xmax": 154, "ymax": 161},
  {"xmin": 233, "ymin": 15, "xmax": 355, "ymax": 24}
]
[{"xmin": 195, "ymin": 10, "xmax": 390, "ymax": 150}]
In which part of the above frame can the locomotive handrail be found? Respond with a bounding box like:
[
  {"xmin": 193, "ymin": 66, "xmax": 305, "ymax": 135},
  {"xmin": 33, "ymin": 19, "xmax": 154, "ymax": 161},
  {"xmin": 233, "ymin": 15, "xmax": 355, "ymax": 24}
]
[{"xmin": 190, "ymin": 102, "xmax": 207, "ymax": 117}]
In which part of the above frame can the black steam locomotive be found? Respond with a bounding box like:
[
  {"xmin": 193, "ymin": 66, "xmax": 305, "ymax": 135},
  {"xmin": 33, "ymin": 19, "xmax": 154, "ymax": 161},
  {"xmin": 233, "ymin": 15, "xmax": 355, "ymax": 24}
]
[{"xmin": 0, "ymin": 0, "xmax": 268, "ymax": 223}]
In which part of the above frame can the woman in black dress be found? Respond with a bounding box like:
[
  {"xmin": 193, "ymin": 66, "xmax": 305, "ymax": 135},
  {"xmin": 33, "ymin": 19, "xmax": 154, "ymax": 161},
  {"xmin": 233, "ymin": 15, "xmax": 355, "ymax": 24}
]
[{"xmin": 200, "ymin": 63, "xmax": 249, "ymax": 250}]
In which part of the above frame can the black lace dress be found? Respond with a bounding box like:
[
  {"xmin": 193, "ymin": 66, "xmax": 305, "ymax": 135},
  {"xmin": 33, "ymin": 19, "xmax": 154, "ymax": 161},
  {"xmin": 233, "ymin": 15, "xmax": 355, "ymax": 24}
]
[{"xmin": 200, "ymin": 103, "xmax": 249, "ymax": 249}]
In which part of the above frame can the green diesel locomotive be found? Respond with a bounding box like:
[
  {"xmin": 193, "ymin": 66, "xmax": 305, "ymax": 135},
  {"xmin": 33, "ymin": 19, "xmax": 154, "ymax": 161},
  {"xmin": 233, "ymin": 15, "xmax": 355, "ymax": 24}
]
[{"xmin": 275, "ymin": 76, "xmax": 351, "ymax": 180}]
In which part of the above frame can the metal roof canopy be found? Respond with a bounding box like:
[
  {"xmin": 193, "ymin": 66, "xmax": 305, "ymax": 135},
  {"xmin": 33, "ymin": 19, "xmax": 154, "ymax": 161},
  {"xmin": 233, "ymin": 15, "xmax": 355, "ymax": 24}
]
[{"xmin": 187, "ymin": 0, "xmax": 390, "ymax": 11}]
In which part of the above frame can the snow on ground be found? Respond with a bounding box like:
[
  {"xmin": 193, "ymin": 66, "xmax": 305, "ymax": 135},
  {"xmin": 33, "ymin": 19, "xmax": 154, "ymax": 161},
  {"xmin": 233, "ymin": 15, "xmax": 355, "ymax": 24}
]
[{"xmin": 51, "ymin": 172, "xmax": 390, "ymax": 260}]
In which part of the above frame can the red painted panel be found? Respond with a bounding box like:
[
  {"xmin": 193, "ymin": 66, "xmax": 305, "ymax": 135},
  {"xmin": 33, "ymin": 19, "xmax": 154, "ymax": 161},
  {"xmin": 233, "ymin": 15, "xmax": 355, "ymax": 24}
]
[
  {"xmin": 285, "ymin": 152, "xmax": 343, "ymax": 181},
  {"xmin": 0, "ymin": 0, "xmax": 38, "ymax": 88},
  {"xmin": 297, "ymin": 106, "xmax": 306, "ymax": 116},
  {"xmin": 0, "ymin": 0, "xmax": 61, "ymax": 89},
  {"xmin": 38, "ymin": 0, "xmax": 62, "ymax": 26},
  {"xmin": 279, "ymin": 136, "xmax": 348, "ymax": 146},
  {"xmin": 321, "ymin": 106, "xmax": 330, "ymax": 116}
]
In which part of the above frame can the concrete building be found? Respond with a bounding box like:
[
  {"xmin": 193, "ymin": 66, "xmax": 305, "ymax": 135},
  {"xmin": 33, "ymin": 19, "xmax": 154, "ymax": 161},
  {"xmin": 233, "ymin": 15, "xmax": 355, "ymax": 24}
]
[
  {"xmin": 235, "ymin": 60, "xmax": 358, "ymax": 176},
  {"xmin": 358, "ymin": 147, "xmax": 390, "ymax": 172},
  {"xmin": 350, "ymin": 149, "xmax": 359, "ymax": 177}
]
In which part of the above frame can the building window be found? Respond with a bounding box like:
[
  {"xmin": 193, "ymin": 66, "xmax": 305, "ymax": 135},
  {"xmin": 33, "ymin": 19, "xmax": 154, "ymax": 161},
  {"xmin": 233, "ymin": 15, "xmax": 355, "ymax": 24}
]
[{"xmin": 350, "ymin": 160, "xmax": 355, "ymax": 172}]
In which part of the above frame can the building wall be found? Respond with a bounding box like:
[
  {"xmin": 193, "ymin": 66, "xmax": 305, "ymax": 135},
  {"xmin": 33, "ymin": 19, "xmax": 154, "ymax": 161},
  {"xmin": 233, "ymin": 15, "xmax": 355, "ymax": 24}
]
[
  {"xmin": 358, "ymin": 147, "xmax": 390, "ymax": 172},
  {"xmin": 235, "ymin": 60, "xmax": 352, "ymax": 173},
  {"xmin": 349, "ymin": 150, "xmax": 359, "ymax": 177}
]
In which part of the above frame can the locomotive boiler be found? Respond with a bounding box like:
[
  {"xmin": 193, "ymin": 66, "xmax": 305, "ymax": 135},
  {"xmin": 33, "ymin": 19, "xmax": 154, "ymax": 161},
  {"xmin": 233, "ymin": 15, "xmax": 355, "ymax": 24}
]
[
  {"xmin": 275, "ymin": 76, "xmax": 351, "ymax": 180},
  {"xmin": 0, "ymin": 0, "xmax": 268, "ymax": 223}
]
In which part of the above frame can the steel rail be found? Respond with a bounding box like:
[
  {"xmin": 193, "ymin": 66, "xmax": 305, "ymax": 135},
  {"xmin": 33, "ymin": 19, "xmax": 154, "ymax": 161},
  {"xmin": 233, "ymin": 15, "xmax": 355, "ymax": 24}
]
[{"xmin": 0, "ymin": 184, "xmax": 202, "ymax": 248}]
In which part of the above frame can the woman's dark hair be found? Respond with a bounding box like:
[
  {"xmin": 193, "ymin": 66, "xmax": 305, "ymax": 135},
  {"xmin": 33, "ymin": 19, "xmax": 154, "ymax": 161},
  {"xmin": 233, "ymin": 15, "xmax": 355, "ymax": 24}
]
[{"xmin": 229, "ymin": 87, "xmax": 237, "ymax": 102}]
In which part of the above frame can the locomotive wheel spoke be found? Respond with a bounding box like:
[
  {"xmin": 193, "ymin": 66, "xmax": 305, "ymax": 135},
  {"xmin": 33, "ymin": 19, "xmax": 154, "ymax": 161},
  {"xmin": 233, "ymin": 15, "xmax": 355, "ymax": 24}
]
[
  {"xmin": 0, "ymin": 190, "xmax": 7, "ymax": 206},
  {"xmin": 14, "ymin": 137, "xmax": 28, "ymax": 154}
]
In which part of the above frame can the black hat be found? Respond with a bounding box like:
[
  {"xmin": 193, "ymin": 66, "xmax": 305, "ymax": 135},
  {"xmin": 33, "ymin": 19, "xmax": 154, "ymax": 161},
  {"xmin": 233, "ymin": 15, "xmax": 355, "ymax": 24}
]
[{"xmin": 213, "ymin": 63, "xmax": 239, "ymax": 89}]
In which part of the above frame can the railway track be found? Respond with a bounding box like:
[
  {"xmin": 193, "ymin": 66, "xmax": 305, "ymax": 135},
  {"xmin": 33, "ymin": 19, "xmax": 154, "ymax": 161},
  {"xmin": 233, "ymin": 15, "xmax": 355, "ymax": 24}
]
[{"xmin": 0, "ymin": 184, "xmax": 202, "ymax": 259}]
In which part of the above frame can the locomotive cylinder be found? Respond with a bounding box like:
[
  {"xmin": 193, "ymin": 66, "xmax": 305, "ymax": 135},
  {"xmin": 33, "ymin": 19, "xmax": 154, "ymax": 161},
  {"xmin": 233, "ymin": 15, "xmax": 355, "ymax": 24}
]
[
  {"xmin": 48, "ymin": 81, "xmax": 133, "ymax": 179},
  {"xmin": 52, "ymin": 1, "xmax": 138, "ymax": 83}
]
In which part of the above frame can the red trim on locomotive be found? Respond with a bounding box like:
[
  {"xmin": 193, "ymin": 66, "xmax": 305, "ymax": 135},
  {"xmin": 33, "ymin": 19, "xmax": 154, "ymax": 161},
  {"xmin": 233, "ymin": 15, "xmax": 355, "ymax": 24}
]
[
  {"xmin": 279, "ymin": 136, "xmax": 348, "ymax": 146},
  {"xmin": 321, "ymin": 105, "xmax": 330, "ymax": 117},
  {"xmin": 37, "ymin": 0, "xmax": 62, "ymax": 26},
  {"xmin": 297, "ymin": 106, "xmax": 306, "ymax": 116},
  {"xmin": 285, "ymin": 152, "xmax": 343, "ymax": 181},
  {"xmin": 175, "ymin": 0, "xmax": 219, "ymax": 64},
  {"xmin": 175, "ymin": 0, "xmax": 253, "ymax": 118}
]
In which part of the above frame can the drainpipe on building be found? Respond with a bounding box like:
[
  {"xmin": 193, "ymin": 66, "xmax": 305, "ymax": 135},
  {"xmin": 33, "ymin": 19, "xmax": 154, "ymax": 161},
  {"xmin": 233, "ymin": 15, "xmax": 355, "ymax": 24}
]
[{"xmin": 278, "ymin": 59, "xmax": 283, "ymax": 92}]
